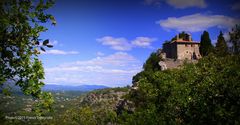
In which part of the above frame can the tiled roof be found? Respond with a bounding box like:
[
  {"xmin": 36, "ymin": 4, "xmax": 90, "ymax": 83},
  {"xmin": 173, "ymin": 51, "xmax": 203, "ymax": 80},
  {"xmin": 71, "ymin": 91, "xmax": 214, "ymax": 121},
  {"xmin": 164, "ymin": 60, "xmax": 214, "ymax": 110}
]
[{"xmin": 171, "ymin": 39, "xmax": 199, "ymax": 44}]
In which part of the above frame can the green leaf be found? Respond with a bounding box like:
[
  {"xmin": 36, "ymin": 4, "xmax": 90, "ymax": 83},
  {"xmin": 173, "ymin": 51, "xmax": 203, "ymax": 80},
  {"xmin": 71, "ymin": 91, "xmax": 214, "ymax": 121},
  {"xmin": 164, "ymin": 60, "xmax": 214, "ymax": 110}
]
[
  {"xmin": 43, "ymin": 39, "xmax": 49, "ymax": 45},
  {"xmin": 3, "ymin": 88, "xmax": 10, "ymax": 96},
  {"xmin": 46, "ymin": 45, "xmax": 53, "ymax": 48},
  {"xmin": 35, "ymin": 41, "xmax": 40, "ymax": 45},
  {"xmin": 40, "ymin": 47, "xmax": 45, "ymax": 52},
  {"xmin": 50, "ymin": 15, "xmax": 57, "ymax": 26}
]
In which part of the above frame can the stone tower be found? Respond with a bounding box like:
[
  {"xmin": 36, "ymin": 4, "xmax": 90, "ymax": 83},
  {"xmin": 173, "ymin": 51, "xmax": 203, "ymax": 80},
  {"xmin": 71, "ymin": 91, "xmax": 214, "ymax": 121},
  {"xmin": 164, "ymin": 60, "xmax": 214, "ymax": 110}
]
[{"xmin": 162, "ymin": 33, "xmax": 201, "ymax": 60}]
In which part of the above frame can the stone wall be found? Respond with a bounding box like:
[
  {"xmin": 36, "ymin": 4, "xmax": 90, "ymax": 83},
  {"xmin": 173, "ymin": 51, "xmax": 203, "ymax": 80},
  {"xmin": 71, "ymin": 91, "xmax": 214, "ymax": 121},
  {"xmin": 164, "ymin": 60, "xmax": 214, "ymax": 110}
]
[
  {"xmin": 163, "ymin": 42, "xmax": 177, "ymax": 59},
  {"xmin": 158, "ymin": 58, "xmax": 198, "ymax": 71},
  {"xmin": 177, "ymin": 43, "xmax": 201, "ymax": 60}
]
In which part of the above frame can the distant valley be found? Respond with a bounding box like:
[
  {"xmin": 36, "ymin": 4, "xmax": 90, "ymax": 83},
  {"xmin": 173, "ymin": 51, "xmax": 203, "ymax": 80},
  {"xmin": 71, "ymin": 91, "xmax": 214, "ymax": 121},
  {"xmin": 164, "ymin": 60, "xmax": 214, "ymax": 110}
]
[{"xmin": 42, "ymin": 84, "xmax": 109, "ymax": 92}]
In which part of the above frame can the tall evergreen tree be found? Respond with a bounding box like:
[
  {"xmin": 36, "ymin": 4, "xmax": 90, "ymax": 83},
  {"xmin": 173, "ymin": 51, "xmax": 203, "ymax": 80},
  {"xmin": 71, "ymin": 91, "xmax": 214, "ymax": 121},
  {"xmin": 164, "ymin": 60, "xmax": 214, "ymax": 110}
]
[
  {"xmin": 200, "ymin": 31, "xmax": 214, "ymax": 56},
  {"xmin": 215, "ymin": 31, "xmax": 228, "ymax": 56}
]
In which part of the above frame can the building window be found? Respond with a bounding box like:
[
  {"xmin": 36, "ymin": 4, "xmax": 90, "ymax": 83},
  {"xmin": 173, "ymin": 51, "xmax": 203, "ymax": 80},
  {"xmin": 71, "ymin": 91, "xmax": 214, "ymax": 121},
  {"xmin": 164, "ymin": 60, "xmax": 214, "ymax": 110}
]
[
  {"xmin": 191, "ymin": 44, "xmax": 195, "ymax": 47},
  {"xmin": 185, "ymin": 44, "xmax": 188, "ymax": 47}
]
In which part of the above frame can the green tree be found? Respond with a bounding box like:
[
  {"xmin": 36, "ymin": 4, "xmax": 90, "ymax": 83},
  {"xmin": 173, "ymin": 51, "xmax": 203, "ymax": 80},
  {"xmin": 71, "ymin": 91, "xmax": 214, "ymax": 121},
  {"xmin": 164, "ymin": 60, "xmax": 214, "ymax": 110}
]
[
  {"xmin": 132, "ymin": 52, "xmax": 161, "ymax": 86},
  {"xmin": 143, "ymin": 52, "xmax": 161, "ymax": 72},
  {"xmin": 0, "ymin": 0, "xmax": 56, "ymax": 113},
  {"xmin": 215, "ymin": 31, "xmax": 228, "ymax": 56},
  {"xmin": 200, "ymin": 31, "xmax": 214, "ymax": 56},
  {"xmin": 123, "ymin": 54, "xmax": 240, "ymax": 124},
  {"xmin": 229, "ymin": 24, "xmax": 240, "ymax": 55}
]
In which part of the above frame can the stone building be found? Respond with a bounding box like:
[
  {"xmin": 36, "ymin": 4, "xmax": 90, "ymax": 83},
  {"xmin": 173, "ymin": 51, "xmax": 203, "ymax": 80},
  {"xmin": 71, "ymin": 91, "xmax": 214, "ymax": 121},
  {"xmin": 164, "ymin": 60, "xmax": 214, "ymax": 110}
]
[{"xmin": 162, "ymin": 33, "xmax": 201, "ymax": 60}]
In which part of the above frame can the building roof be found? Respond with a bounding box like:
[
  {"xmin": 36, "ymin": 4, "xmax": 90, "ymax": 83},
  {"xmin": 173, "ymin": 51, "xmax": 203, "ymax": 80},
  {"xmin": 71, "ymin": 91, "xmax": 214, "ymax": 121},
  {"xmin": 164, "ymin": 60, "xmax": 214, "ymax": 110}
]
[{"xmin": 171, "ymin": 39, "xmax": 200, "ymax": 44}]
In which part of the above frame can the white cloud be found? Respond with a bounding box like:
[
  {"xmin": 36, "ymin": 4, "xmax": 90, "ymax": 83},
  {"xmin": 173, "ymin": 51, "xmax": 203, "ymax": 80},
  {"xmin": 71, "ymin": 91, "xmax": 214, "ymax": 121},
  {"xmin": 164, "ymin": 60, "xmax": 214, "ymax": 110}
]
[
  {"xmin": 97, "ymin": 36, "xmax": 132, "ymax": 51},
  {"xmin": 223, "ymin": 32, "xmax": 230, "ymax": 41},
  {"xmin": 97, "ymin": 36, "xmax": 157, "ymax": 51},
  {"xmin": 166, "ymin": 0, "xmax": 206, "ymax": 9},
  {"xmin": 69, "ymin": 52, "xmax": 138, "ymax": 67},
  {"xmin": 232, "ymin": 2, "xmax": 240, "ymax": 10},
  {"xmin": 50, "ymin": 40, "xmax": 58, "ymax": 45},
  {"xmin": 42, "ymin": 49, "xmax": 79, "ymax": 55},
  {"xmin": 96, "ymin": 51, "xmax": 105, "ymax": 56},
  {"xmin": 44, "ymin": 52, "xmax": 142, "ymax": 87},
  {"xmin": 157, "ymin": 13, "xmax": 240, "ymax": 32},
  {"xmin": 132, "ymin": 37, "xmax": 157, "ymax": 48}
]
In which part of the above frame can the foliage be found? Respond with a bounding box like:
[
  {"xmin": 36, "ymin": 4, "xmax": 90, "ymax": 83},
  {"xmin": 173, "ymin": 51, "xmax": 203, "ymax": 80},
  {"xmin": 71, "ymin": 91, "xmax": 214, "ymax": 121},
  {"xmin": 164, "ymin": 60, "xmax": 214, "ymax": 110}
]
[
  {"xmin": 122, "ymin": 54, "xmax": 240, "ymax": 124},
  {"xmin": 229, "ymin": 24, "xmax": 240, "ymax": 55},
  {"xmin": 91, "ymin": 86, "xmax": 129, "ymax": 95},
  {"xmin": 215, "ymin": 31, "xmax": 228, "ymax": 56},
  {"xmin": 0, "ymin": 0, "xmax": 56, "ymax": 114},
  {"xmin": 133, "ymin": 51, "xmax": 162, "ymax": 86},
  {"xmin": 60, "ymin": 106, "xmax": 117, "ymax": 125},
  {"xmin": 200, "ymin": 31, "xmax": 214, "ymax": 56},
  {"xmin": 143, "ymin": 52, "xmax": 162, "ymax": 72}
]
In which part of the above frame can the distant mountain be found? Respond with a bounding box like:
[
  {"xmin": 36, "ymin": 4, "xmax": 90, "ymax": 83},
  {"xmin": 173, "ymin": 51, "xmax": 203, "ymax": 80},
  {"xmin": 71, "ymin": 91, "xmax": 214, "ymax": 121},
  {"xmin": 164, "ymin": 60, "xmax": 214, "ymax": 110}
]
[
  {"xmin": 1, "ymin": 80, "xmax": 108, "ymax": 92},
  {"xmin": 42, "ymin": 84, "xmax": 109, "ymax": 92}
]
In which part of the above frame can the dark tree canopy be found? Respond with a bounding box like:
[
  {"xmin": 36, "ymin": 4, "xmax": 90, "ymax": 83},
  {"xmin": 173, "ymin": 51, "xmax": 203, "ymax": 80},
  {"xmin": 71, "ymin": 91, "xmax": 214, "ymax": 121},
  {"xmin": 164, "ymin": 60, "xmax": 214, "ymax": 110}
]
[
  {"xmin": 143, "ymin": 52, "xmax": 161, "ymax": 72},
  {"xmin": 124, "ymin": 53, "xmax": 240, "ymax": 124},
  {"xmin": 0, "ymin": 0, "xmax": 56, "ymax": 113},
  {"xmin": 132, "ymin": 52, "xmax": 162, "ymax": 86},
  {"xmin": 215, "ymin": 31, "xmax": 228, "ymax": 56},
  {"xmin": 200, "ymin": 31, "xmax": 214, "ymax": 56}
]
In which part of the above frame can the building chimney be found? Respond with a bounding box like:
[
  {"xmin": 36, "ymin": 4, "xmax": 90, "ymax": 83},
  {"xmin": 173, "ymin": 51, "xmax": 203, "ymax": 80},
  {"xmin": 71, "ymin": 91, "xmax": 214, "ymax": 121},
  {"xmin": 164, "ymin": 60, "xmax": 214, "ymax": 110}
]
[{"xmin": 189, "ymin": 35, "xmax": 192, "ymax": 41}]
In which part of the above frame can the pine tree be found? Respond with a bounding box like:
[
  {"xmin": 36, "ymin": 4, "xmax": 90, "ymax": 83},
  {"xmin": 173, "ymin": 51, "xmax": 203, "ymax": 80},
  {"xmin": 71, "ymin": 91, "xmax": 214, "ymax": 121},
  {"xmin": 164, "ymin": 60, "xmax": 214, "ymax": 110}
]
[
  {"xmin": 200, "ymin": 31, "xmax": 214, "ymax": 56},
  {"xmin": 215, "ymin": 31, "xmax": 228, "ymax": 56}
]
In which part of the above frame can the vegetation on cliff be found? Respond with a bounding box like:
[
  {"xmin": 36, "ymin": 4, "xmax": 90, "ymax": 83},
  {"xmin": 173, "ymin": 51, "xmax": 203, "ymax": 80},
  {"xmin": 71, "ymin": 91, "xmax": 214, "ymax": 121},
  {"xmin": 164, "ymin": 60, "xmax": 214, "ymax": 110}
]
[{"xmin": 118, "ymin": 25, "xmax": 240, "ymax": 125}]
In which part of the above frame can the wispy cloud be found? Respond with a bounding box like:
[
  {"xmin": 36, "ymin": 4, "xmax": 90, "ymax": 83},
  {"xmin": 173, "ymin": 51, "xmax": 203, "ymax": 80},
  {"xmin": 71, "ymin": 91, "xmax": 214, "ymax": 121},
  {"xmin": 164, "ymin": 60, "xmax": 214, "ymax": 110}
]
[
  {"xmin": 97, "ymin": 36, "xmax": 132, "ymax": 51},
  {"xmin": 44, "ymin": 52, "xmax": 142, "ymax": 87},
  {"xmin": 42, "ymin": 49, "xmax": 79, "ymax": 55},
  {"xmin": 132, "ymin": 37, "xmax": 157, "ymax": 48},
  {"xmin": 49, "ymin": 40, "xmax": 58, "ymax": 46},
  {"xmin": 143, "ymin": 0, "xmax": 207, "ymax": 9},
  {"xmin": 96, "ymin": 51, "xmax": 105, "ymax": 56},
  {"xmin": 157, "ymin": 13, "xmax": 240, "ymax": 32},
  {"xmin": 97, "ymin": 36, "xmax": 157, "ymax": 51}
]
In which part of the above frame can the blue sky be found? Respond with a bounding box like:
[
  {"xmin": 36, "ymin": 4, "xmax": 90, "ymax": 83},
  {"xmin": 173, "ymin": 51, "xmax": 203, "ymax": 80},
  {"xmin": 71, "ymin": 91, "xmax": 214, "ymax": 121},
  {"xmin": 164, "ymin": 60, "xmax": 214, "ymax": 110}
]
[{"xmin": 39, "ymin": 0, "xmax": 240, "ymax": 87}]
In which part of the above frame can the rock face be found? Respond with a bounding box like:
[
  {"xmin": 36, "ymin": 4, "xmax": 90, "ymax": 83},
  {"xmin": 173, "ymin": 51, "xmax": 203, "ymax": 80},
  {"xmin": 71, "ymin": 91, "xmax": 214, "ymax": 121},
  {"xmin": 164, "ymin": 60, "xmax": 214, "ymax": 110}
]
[
  {"xmin": 158, "ymin": 61, "xmax": 167, "ymax": 70},
  {"xmin": 80, "ymin": 87, "xmax": 135, "ymax": 116},
  {"xmin": 81, "ymin": 88, "xmax": 129, "ymax": 110}
]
